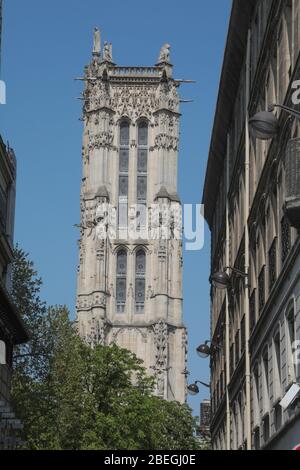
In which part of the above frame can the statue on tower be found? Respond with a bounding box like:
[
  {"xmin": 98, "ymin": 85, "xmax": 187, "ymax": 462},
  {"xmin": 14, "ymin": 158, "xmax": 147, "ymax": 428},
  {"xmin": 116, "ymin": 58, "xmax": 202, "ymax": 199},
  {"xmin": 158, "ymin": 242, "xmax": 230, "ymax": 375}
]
[
  {"xmin": 157, "ymin": 43, "xmax": 171, "ymax": 64},
  {"xmin": 103, "ymin": 41, "xmax": 113, "ymax": 62},
  {"xmin": 93, "ymin": 27, "xmax": 101, "ymax": 56}
]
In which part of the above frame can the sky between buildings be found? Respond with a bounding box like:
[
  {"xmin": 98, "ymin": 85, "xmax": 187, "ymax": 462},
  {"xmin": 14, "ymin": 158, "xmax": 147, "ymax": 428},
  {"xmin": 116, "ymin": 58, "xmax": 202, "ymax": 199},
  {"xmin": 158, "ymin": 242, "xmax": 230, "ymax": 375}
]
[{"xmin": 1, "ymin": 0, "xmax": 232, "ymax": 415}]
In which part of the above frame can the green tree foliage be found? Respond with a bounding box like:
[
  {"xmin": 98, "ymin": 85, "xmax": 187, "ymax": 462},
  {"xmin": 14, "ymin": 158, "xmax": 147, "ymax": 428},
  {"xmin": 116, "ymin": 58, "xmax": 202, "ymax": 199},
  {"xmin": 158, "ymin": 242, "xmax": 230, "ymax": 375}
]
[{"xmin": 11, "ymin": 248, "xmax": 200, "ymax": 450}]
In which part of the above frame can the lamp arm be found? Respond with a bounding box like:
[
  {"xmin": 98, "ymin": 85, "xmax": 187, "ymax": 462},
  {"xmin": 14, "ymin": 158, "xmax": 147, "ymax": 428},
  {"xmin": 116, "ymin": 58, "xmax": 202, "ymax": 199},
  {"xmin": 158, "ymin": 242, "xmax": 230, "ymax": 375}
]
[
  {"xmin": 269, "ymin": 104, "xmax": 300, "ymax": 120},
  {"xmin": 195, "ymin": 380, "xmax": 211, "ymax": 389},
  {"xmin": 208, "ymin": 340, "xmax": 222, "ymax": 351},
  {"xmin": 224, "ymin": 266, "xmax": 248, "ymax": 278}
]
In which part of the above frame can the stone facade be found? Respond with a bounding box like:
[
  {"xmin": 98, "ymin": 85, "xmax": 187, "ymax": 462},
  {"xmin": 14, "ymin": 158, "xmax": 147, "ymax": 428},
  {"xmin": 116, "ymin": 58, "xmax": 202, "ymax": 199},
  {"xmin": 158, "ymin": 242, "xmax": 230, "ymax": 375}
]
[
  {"xmin": 76, "ymin": 33, "xmax": 187, "ymax": 403},
  {"xmin": 203, "ymin": 0, "xmax": 300, "ymax": 450},
  {"xmin": 0, "ymin": 137, "xmax": 28, "ymax": 449}
]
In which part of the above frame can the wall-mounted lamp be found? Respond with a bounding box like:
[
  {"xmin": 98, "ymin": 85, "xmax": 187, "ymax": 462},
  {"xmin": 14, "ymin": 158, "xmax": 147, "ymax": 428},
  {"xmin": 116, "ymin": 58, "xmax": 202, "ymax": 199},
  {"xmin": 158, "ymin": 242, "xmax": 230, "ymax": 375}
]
[
  {"xmin": 249, "ymin": 104, "xmax": 300, "ymax": 140},
  {"xmin": 187, "ymin": 380, "xmax": 210, "ymax": 396},
  {"xmin": 209, "ymin": 267, "xmax": 248, "ymax": 290},
  {"xmin": 196, "ymin": 340, "xmax": 221, "ymax": 359}
]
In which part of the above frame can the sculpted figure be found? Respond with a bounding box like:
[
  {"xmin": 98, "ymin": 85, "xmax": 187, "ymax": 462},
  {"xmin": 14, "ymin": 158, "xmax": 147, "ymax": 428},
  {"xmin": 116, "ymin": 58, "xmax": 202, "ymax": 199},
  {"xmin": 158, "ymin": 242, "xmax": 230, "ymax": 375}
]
[
  {"xmin": 103, "ymin": 41, "xmax": 113, "ymax": 62},
  {"xmin": 158, "ymin": 43, "xmax": 171, "ymax": 63},
  {"xmin": 93, "ymin": 27, "xmax": 101, "ymax": 55}
]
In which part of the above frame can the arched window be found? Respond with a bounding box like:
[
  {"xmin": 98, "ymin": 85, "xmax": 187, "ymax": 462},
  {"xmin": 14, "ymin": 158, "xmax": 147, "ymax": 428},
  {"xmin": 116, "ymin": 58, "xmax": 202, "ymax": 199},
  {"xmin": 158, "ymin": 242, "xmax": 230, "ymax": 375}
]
[
  {"xmin": 135, "ymin": 249, "xmax": 146, "ymax": 313},
  {"xmin": 119, "ymin": 121, "xmax": 130, "ymax": 230},
  {"xmin": 116, "ymin": 249, "xmax": 127, "ymax": 313},
  {"xmin": 136, "ymin": 121, "xmax": 148, "ymax": 230}
]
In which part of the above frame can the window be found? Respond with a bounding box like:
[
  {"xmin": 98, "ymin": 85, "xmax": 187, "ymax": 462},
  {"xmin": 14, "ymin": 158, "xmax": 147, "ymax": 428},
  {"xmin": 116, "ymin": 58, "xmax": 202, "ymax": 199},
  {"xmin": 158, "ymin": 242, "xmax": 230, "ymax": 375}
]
[
  {"xmin": 281, "ymin": 216, "xmax": 291, "ymax": 265},
  {"xmin": 135, "ymin": 249, "xmax": 146, "ymax": 313},
  {"xmin": 253, "ymin": 365, "xmax": 260, "ymax": 427},
  {"xmin": 136, "ymin": 122, "xmax": 148, "ymax": 230},
  {"xmin": 241, "ymin": 316, "xmax": 246, "ymax": 354},
  {"xmin": 268, "ymin": 239, "xmax": 277, "ymax": 292},
  {"xmin": 250, "ymin": 289, "xmax": 256, "ymax": 333},
  {"xmin": 274, "ymin": 403, "xmax": 282, "ymax": 432},
  {"xmin": 230, "ymin": 343, "xmax": 235, "ymax": 377},
  {"xmin": 286, "ymin": 303, "xmax": 296, "ymax": 383},
  {"xmin": 273, "ymin": 331, "xmax": 282, "ymax": 400},
  {"xmin": 262, "ymin": 347, "xmax": 270, "ymax": 413},
  {"xmin": 235, "ymin": 330, "xmax": 240, "ymax": 366},
  {"xmin": 263, "ymin": 414, "xmax": 270, "ymax": 444},
  {"xmin": 258, "ymin": 266, "xmax": 265, "ymax": 313},
  {"xmin": 119, "ymin": 121, "xmax": 130, "ymax": 231},
  {"xmin": 116, "ymin": 249, "xmax": 127, "ymax": 313},
  {"xmin": 253, "ymin": 427, "xmax": 260, "ymax": 450}
]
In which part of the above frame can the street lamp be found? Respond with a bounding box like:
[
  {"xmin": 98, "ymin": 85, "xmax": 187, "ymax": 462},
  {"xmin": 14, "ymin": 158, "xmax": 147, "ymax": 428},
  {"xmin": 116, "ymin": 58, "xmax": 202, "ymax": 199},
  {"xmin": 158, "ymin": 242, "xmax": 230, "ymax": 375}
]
[
  {"xmin": 210, "ymin": 266, "xmax": 248, "ymax": 290},
  {"xmin": 249, "ymin": 104, "xmax": 300, "ymax": 140},
  {"xmin": 196, "ymin": 340, "xmax": 220, "ymax": 359},
  {"xmin": 249, "ymin": 110, "xmax": 279, "ymax": 140},
  {"xmin": 187, "ymin": 381, "xmax": 210, "ymax": 396},
  {"xmin": 209, "ymin": 271, "xmax": 230, "ymax": 290}
]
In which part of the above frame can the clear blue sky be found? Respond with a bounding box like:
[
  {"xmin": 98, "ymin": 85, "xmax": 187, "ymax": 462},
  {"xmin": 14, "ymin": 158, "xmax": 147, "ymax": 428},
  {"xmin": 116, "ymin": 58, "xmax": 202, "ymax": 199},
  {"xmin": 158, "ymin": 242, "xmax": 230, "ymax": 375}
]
[{"xmin": 1, "ymin": 0, "xmax": 231, "ymax": 415}]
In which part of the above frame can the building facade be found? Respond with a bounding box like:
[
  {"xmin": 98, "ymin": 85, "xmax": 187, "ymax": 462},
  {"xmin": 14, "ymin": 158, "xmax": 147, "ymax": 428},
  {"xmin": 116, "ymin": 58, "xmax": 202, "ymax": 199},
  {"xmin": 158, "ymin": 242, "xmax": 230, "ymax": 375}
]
[
  {"xmin": 75, "ymin": 31, "xmax": 187, "ymax": 403},
  {"xmin": 203, "ymin": 0, "xmax": 300, "ymax": 450},
  {"xmin": 199, "ymin": 399, "xmax": 211, "ymax": 438},
  {"xmin": 0, "ymin": 138, "xmax": 28, "ymax": 448}
]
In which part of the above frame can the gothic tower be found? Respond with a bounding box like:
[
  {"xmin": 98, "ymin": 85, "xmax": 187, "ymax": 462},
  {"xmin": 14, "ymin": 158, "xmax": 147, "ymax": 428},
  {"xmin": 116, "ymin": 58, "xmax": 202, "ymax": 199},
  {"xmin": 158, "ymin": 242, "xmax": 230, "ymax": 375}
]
[{"xmin": 76, "ymin": 30, "xmax": 187, "ymax": 403}]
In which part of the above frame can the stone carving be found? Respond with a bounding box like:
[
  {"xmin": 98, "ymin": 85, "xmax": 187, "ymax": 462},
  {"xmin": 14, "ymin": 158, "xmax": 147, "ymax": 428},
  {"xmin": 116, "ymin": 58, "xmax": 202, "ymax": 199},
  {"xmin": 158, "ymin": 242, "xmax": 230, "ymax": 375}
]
[
  {"xmin": 93, "ymin": 27, "xmax": 101, "ymax": 55},
  {"xmin": 96, "ymin": 239, "xmax": 105, "ymax": 261},
  {"xmin": 158, "ymin": 44, "xmax": 171, "ymax": 64},
  {"xmin": 158, "ymin": 240, "xmax": 167, "ymax": 262},
  {"xmin": 112, "ymin": 327, "xmax": 148, "ymax": 343},
  {"xmin": 153, "ymin": 320, "xmax": 168, "ymax": 369},
  {"xmin": 154, "ymin": 133, "xmax": 179, "ymax": 151},
  {"xmin": 153, "ymin": 320, "xmax": 169, "ymax": 397},
  {"xmin": 77, "ymin": 292, "xmax": 107, "ymax": 310},
  {"xmin": 109, "ymin": 283, "xmax": 115, "ymax": 298},
  {"xmin": 147, "ymin": 285, "xmax": 154, "ymax": 299},
  {"xmin": 103, "ymin": 41, "xmax": 113, "ymax": 62},
  {"xmin": 89, "ymin": 131, "xmax": 114, "ymax": 150},
  {"xmin": 112, "ymin": 86, "xmax": 158, "ymax": 121},
  {"xmin": 156, "ymin": 371, "xmax": 165, "ymax": 396},
  {"xmin": 158, "ymin": 81, "xmax": 179, "ymax": 113},
  {"xmin": 84, "ymin": 77, "xmax": 179, "ymax": 118},
  {"xmin": 87, "ymin": 317, "xmax": 106, "ymax": 347},
  {"xmin": 128, "ymin": 283, "xmax": 134, "ymax": 298}
]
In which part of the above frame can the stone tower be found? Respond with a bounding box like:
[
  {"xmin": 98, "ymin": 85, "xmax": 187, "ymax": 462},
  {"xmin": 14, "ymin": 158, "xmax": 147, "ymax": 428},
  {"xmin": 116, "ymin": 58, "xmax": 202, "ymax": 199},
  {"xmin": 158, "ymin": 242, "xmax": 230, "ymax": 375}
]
[{"xmin": 76, "ymin": 30, "xmax": 187, "ymax": 403}]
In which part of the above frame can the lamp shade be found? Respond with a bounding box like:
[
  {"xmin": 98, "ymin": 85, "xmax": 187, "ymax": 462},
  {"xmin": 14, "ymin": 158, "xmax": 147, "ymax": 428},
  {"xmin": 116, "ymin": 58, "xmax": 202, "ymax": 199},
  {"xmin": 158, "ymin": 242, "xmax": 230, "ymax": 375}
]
[
  {"xmin": 187, "ymin": 383, "xmax": 200, "ymax": 396},
  {"xmin": 210, "ymin": 271, "xmax": 230, "ymax": 290},
  {"xmin": 249, "ymin": 111, "xmax": 279, "ymax": 140},
  {"xmin": 197, "ymin": 342, "xmax": 211, "ymax": 358}
]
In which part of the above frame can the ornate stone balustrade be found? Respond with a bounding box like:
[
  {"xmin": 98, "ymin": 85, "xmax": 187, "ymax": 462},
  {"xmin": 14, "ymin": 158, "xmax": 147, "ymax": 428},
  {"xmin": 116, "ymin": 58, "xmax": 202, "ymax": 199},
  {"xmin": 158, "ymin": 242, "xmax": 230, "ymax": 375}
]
[{"xmin": 109, "ymin": 66, "xmax": 162, "ymax": 78}]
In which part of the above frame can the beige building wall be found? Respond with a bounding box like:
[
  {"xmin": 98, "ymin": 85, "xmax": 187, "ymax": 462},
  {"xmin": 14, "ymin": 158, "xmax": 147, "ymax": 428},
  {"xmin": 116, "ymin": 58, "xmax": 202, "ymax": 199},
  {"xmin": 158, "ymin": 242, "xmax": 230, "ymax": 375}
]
[{"xmin": 203, "ymin": 0, "xmax": 300, "ymax": 450}]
